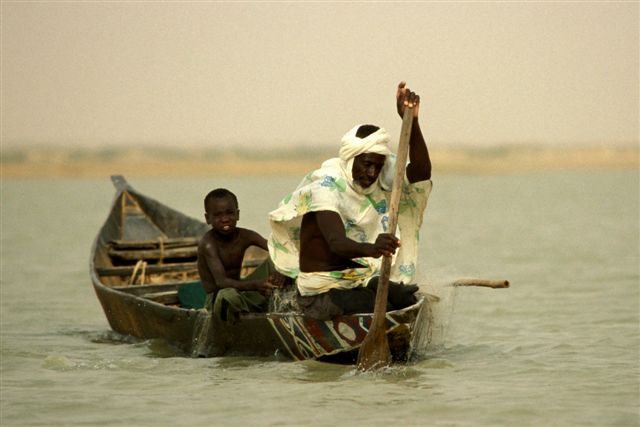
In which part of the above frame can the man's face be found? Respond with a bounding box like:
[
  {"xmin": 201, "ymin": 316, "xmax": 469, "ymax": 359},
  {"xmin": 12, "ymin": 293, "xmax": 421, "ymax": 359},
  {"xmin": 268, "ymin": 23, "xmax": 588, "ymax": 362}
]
[
  {"xmin": 351, "ymin": 153, "xmax": 386, "ymax": 189},
  {"xmin": 205, "ymin": 196, "xmax": 239, "ymax": 236}
]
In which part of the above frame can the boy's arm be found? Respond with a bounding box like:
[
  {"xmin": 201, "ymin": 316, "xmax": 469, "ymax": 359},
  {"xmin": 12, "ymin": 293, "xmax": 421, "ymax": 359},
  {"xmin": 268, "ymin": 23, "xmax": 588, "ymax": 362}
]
[
  {"xmin": 246, "ymin": 229, "xmax": 269, "ymax": 251},
  {"xmin": 244, "ymin": 229, "xmax": 289, "ymax": 287},
  {"xmin": 242, "ymin": 228, "xmax": 288, "ymax": 288},
  {"xmin": 199, "ymin": 234, "xmax": 278, "ymax": 294}
]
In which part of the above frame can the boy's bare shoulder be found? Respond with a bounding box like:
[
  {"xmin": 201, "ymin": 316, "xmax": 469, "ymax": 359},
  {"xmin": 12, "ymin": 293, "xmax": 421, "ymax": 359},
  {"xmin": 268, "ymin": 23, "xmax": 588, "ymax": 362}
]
[{"xmin": 198, "ymin": 229, "xmax": 218, "ymax": 249}]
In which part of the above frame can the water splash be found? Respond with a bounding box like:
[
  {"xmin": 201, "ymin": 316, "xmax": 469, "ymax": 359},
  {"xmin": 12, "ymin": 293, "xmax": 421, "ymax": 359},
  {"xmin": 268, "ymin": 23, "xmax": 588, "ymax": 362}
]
[
  {"xmin": 190, "ymin": 310, "xmax": 212, "ymax": 357},
  {"xmin": 410, "ymin": 275, "xmax": 460, "ymax": 358},
  {"xmin": 42, "ymin": 354, "xmax": 76, "ymax": 371},
  {"xmin": 269, "ymin": 285, "xmax": 299, "ymax": 313},
  {"xmin": 89, "ymin": 329, "xmax": 143, "ymax": 345}
]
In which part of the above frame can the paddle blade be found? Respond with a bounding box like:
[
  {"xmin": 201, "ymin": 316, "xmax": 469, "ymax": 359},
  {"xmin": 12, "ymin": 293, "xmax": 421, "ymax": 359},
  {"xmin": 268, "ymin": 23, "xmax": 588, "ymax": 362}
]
[{"xmin": 356, "ymin": 317, "xmax": 391, "ymax": 371}]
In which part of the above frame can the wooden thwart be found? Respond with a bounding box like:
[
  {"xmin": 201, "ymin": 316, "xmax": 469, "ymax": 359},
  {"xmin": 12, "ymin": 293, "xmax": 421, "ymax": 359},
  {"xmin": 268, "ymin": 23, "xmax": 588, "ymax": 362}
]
[
  {"xmin": 97, "ymin": 262, "xmax": 197, "ymax": 277},
  {"xmin": 110, "ymin": 237, "xmax": 199, "ymax": 249},
  {"xmin": 108, "ymin": 237, "xmax": 198, "ymax": 263},
  {"xmin": 140, "ymin": 290, "xmax": 180, "ymax": 305},
  {"xmin": 108, "ymin": 246, "xmax": 197, "ymax": 261}
]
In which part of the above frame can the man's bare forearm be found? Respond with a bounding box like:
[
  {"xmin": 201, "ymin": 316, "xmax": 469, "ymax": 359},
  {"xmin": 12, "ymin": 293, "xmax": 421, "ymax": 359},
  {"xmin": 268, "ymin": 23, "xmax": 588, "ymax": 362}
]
[
  {"xmin": 325, "ymin": 236, "xmax": 377, "ymax": 259},
  {"xmin": 326, "ymin": 233, "xmax": 398, "ymax": 259},
  {"xmin": 406, "ymin": 119, "xmax": 431, "ymax": 183}
]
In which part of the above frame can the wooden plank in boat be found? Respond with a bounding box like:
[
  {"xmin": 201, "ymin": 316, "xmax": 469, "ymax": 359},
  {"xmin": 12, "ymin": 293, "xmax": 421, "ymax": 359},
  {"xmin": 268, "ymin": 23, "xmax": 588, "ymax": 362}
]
[
  {"xmin": 110, "ymin": 237, "xmax": 199, "ymax": 250},
  {"xmin": 113, "ymin": 283, "xmax": 180, "ymax": 295},
  {"xmin": 140, "ymin": 290, "xmax": 179, "ymax": 305},
  {"xmin": 108, "ymin": 246, "xmax": 197, "ymax": 261},
  {"xmin": 97, "ymin": 262, "xmax": 197, "ymax": 276}
]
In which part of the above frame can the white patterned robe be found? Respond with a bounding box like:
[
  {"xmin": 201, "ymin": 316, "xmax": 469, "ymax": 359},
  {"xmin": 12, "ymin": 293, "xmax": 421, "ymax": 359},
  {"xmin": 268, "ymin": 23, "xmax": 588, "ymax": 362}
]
[{"xmin": 268, "ymin": 155, "xmax": 432, "ymax": 296}]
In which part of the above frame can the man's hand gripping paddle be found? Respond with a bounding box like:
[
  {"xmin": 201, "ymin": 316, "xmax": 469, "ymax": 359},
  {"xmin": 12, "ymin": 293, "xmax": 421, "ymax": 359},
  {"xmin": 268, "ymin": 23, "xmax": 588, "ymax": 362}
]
[{"xmin": 356, "ymin": 106, "xmax": 414, "ymax": 371}]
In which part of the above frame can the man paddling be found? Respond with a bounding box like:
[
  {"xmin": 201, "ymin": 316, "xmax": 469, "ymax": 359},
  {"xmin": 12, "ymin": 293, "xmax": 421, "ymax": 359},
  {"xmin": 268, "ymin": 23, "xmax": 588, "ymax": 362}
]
[{"xmin": 268, "ymin": 82, "xmax": 433, "ymax": 320}]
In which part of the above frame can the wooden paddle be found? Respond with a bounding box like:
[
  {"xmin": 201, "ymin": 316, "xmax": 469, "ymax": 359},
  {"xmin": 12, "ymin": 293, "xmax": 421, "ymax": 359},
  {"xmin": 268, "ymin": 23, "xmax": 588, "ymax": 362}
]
[
  {"xmin": 357, "ymin": 106, "xmax": 414, "ymax": 371},
  {"xmin": 451, "ymin": 278, "xmax": 510, "ymax": 289}
]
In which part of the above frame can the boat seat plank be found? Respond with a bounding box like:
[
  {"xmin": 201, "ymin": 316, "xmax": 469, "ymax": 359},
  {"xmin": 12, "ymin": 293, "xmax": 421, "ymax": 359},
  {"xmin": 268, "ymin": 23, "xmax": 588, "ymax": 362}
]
[
  {"xmin": 110, "ymin": 237, "xmax": 199, "ymax": 250},
  {"xmin": 97, "ymin": 262, "xmax": 197, "ymax": 277},
  {"xmin": 140, "ymin": 290, "xmax": 180, "ymax": 305},
  {"xmin": 113, "ymin": 283, "xmax": 180, "ymax": 294},
  {"xmin": 108, "ymin": 246, "xmax": 197, "ymax": 261}
]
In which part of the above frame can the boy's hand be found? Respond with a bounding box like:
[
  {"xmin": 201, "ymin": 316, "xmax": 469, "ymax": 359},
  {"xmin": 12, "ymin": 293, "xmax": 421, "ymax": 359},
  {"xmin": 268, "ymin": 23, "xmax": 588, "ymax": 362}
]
[
  {"xmin": 267, "ymin": 271, "xmax": 287, "ymax": 288},
  {"xmin": 256, "ymin": 280, "xmax": 281, "ymax": 295}
]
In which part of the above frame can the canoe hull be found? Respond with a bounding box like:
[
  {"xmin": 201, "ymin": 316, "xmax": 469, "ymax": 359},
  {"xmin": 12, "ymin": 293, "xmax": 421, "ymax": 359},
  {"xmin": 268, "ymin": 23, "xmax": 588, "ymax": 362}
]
[{"xmin": 91, "ymin": 278, "xmax": 201, "ymax": 351}]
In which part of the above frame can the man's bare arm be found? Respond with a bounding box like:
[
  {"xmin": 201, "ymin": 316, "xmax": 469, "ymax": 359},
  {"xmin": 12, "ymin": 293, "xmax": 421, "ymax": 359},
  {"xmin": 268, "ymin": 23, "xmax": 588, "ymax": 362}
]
[
  {"xmin": 315, "ymin": 211, "xmax": 400, "ymax": 258},
  {"xmin": 396, "ymin": 81, "xmax": 431, "ymax": 183}
]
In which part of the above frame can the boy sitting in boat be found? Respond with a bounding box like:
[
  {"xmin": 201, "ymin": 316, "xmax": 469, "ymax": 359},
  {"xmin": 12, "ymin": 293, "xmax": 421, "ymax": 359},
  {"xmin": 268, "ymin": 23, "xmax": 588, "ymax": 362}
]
[
  {"xmin": 268, "ymin": 82, "xmax": 432, "ymax": 320},
  {"xmin": 197, "ymin": 188, "xmax": 284, "ymax": 321}
]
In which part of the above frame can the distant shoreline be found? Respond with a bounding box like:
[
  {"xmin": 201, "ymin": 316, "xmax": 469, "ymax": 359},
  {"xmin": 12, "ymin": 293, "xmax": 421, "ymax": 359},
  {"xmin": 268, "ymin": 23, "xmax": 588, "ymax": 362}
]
[{"xmin": 1, "ymin": 145, "xmax": 637, "ymax": 177}]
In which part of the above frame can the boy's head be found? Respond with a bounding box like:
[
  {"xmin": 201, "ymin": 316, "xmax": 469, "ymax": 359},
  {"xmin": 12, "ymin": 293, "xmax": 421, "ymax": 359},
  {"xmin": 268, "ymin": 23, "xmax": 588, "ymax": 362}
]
[{"xmin": 204, "ymin": 189, "xmax": 239, "ymax": 235}]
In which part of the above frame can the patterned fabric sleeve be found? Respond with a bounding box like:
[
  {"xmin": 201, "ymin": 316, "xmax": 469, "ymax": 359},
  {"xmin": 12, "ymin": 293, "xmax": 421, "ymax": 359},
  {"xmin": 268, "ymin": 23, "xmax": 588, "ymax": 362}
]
[{"xmin": 390, "ymin": 179, "xmax": 433, "ymax": 283}]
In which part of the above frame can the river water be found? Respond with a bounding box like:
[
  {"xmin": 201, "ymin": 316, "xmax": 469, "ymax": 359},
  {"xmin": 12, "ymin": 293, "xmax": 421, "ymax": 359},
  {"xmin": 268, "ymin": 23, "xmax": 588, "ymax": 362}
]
[{"xmin": 1, "ymin": 170, "xmax": 638, "ymax": 426}]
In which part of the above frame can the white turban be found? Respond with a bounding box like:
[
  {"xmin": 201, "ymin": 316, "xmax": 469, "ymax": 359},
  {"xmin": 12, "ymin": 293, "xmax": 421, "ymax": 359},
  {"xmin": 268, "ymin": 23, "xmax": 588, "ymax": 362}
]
[
  {"xmin": 339, "ymin": 125, "xmax": 391, "ymax": 161},
  {"xmin": 336, "ymin": 124, "xmax": 396, "ymax": 193}
]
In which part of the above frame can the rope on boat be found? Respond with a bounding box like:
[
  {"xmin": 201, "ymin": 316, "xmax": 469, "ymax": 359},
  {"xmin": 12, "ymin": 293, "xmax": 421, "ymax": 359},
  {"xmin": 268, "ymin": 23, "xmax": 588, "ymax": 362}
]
[{"xmin": 128, "ymin": 260, "xmax": 147, "ymax": 285}]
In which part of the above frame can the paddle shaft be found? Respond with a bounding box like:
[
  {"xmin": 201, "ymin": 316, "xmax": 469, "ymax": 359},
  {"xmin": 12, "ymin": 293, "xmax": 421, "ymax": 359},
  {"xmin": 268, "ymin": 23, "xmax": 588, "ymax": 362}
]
[
  {"xmin": 451, "ymin": 278, "xmax": 510, "ymax": 289},
  {"xmin": 371, "ymin": 109, "xmax": 414, "ymax": 316},
  {"xmin": 357, "ymin": 106, "xmax": 414, "ymax": 371}
]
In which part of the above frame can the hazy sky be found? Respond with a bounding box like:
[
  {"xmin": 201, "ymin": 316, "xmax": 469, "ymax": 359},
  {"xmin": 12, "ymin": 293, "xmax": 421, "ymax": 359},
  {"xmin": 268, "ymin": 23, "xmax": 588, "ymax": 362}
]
[{"xmin": 1, "ymin": 2, "xmax": 638, "ymax": 149}]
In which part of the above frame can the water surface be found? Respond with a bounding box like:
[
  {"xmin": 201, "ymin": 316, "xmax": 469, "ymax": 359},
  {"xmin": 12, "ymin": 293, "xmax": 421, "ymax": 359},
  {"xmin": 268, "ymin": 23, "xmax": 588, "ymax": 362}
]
[{"xmin": 1, "ymin": 170, "xmax": 638, "ymax": 426}]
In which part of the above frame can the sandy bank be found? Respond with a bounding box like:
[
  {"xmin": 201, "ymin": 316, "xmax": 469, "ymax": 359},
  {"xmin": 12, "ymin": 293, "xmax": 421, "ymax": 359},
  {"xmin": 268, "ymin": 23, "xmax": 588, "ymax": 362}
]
[{"xmin": 1, "ymin": 145, "xmax": 637, "ymax": 178}]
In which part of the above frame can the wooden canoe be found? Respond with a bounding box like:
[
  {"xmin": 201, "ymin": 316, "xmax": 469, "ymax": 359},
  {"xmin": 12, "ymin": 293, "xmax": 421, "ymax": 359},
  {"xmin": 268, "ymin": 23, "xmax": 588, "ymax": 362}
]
[{"xmin": 90, "ymin": 175, "xmax": 432, "ymax": 362}]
